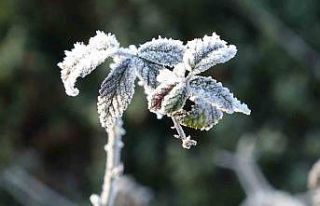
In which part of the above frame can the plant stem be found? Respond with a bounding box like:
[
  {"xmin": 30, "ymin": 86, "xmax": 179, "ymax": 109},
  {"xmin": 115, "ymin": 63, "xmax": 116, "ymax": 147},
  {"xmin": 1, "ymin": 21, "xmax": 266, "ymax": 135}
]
[
  {"xmin": 90, "ymin": 118, "xmax": 124, "ymax": 206},
  {"xmin": 171, "ymin": 117, "xmax": 197, "ymax": 149},
  {"xmin": 309, "ymin": 159, "xmax": 320, "ymax": 190}
]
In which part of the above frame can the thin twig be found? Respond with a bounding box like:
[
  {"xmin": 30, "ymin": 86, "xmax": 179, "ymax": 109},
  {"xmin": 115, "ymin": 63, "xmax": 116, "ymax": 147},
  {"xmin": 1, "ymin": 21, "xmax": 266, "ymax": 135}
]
[
  {"xmin": 90, "ymin": 118, "xmax": 125, "ymax": 206},
  {"xmin": 171, "ymin": 117, "xmax": 197, "ymax": 149}
]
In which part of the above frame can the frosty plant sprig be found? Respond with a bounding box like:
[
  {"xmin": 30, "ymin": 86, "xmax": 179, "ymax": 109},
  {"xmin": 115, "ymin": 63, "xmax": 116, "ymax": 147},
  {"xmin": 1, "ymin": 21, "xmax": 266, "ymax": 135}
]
[
  {"xmin": 58, "ymin": 31, "xmax": 250, "ymax": 148},
  {"xmin": 58, "ymin": 31, "xmax": 250, "ymax": 206}
]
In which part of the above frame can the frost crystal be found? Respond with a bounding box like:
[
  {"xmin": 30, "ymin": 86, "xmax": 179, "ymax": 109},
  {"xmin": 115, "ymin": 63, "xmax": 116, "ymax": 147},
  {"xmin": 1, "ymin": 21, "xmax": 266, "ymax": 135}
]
[
  {"xmin": 184, "ymin": 33, "xmax": 237, "ymax": 74},
  {"xmin": 156, "ymin": 64, "xmax": 186, "ymax": 84},
  {"xmin": 58, "ymin": 31, "xmax": 250, "ymax": 148},
  {"xmin": 58, "ymin": 31, "xmax": 119, "ymax": 96}
]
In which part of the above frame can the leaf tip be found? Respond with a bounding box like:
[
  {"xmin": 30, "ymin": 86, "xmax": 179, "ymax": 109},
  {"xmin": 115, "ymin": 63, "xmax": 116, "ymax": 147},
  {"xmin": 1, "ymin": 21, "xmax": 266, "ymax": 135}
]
[
  {"xmin": 66, "ymin": 87, "xmax": 79, "ymax": 96},
  {"xmin": 237, "ymin": 103, "xmax": 251, "ymax": 115}
]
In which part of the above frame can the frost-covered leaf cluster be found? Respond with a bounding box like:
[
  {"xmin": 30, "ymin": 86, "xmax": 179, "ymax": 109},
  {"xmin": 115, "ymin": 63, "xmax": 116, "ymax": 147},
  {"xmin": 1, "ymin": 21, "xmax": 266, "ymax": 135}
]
[{"xmin": 58, "ymin": 31, "xmax": 250, "ymax": 148}]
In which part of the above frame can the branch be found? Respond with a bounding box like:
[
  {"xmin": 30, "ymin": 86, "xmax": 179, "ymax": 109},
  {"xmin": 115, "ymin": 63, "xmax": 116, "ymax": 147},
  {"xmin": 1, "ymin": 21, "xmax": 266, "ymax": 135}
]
[
  {"xmin": 308, "ymin": 159, "xmax": 320, "ymax": 206},
  {"xmin": 309, "ymin": 159, "xmax": 320, "ymax": 190},
  {"xmin": 90, "ymin": 118, "xmax": 125, "ymax": 206},
  {"xmin": 214, "ymin": 138, "xmax": 309, "ymax": 205},
  {"xmin": 114, "ymin": 176, "xmax": 153, "ymax": 206},
  {"xmin": 1, "ymin": 166, "xmax": 76, "ymax": 206},
  {"xmin": 214, "ymin": 136, "xmax": 272, "ymax": 195}
]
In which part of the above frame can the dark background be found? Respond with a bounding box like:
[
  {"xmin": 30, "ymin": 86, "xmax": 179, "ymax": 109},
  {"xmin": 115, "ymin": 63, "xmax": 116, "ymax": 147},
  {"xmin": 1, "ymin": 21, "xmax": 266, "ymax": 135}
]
[{"xmin": 0, "ymin": 0, "xmax": 320, "ymax": 205}]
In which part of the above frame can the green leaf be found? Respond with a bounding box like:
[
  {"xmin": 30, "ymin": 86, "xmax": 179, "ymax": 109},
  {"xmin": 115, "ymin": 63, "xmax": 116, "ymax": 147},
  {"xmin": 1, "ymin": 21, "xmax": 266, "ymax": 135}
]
[
  {"xmin": 176, "ymin": 99, "xmax": 223, "ymax": 130},
  {"xmin": 148, "ymin": 82, "xmax": 188, "ymax": 115}
]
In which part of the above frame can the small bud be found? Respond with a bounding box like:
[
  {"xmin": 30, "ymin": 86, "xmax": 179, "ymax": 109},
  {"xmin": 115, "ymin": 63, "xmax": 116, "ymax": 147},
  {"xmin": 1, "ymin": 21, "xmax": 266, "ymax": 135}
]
[{"xmin": 182, "ymin": 136, "xmax": 197, "ymax": 149}]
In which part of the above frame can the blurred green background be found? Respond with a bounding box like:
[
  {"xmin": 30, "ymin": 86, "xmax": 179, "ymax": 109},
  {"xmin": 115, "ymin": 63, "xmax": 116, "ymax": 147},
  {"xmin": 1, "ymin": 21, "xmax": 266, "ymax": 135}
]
[{"xmin": 0, "ymin": 0, "xmax": 320, "ymax": 205}]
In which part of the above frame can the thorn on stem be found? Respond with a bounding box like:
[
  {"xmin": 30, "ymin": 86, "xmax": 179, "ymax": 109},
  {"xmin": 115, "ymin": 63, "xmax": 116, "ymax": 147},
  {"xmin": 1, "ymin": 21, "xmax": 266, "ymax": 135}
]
[
  {"xmin": 112, "ymin": 164, "xmax": 124, "ymax": 176},
  {"xmin": 104, "ymin": 144, "xmax": 110, "ymax": 152}
]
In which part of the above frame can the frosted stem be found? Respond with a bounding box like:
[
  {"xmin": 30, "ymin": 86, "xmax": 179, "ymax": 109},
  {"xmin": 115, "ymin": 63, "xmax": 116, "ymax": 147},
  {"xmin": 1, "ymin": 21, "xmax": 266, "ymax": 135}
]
[
  {"xmin": 309, "ymin": 159, "xmax": 320, "ymax": 190},
  {"xmin": 171, "ymin": 117, "xmax": 197, "ymax": 149},
  {"xmin": 308, "ymin": 159, "xmax": 320, "ymax": 206},
  {"xmin": 90, "ymin": 118, "xmax": 124, "ymax": 206}
]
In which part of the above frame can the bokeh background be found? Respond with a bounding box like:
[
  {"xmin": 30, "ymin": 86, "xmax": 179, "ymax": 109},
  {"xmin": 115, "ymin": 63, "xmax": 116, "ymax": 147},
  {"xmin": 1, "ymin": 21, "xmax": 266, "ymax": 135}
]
[{"xmin": 1, "ymin": 0, "xmax": 320, "ymax": 205}]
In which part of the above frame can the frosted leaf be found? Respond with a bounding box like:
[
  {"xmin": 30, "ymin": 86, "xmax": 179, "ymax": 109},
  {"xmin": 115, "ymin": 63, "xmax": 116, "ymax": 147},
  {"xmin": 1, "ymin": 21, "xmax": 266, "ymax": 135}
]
[
  {"xmin": 176, "ymin": 99, "xmax": 223, "ymax": 131},
  {"xmin": 115, "ymin": 45, "xmax": 138, "ymax": 57},
  {"xmin": 184, "ymin": 33, "xmax": 237, "ymax": 74},
  {"xmin": 148, "ymin": 82, "xmax": 188, "ymax": 115},
  {"xmin": 161, "ymin": 82, "xmax": 188, "ymax": 115},
  {"xmin": 138, "ymin": 37, "xmax": 185, "ymax": 66},
  {"xmin": 148, "ymin": 82, "xmax": 176, "ymax": 114},
  {"xmin": 97, "ymin": 58, "xmax": 137, "ymax": 128},
  {"xmin": 135, "ymin": 57, "xmax": 165, "ymax": 91},
  {"xmin": 58, "ymin": 31, "xmax": 119, "ymax": 96},
  {"xmin": 189, "ymin": 76, "xmax": 251, "ymax": 115}
]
